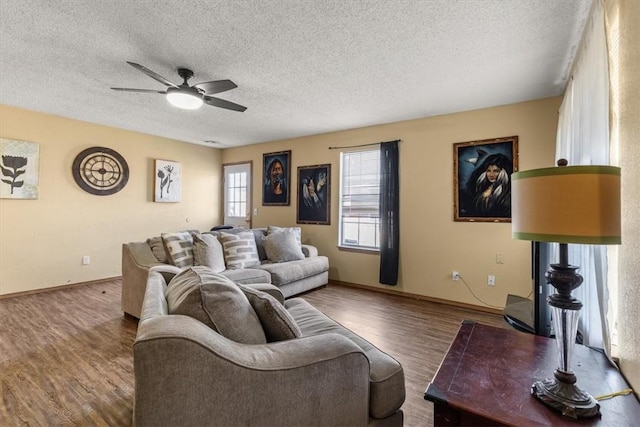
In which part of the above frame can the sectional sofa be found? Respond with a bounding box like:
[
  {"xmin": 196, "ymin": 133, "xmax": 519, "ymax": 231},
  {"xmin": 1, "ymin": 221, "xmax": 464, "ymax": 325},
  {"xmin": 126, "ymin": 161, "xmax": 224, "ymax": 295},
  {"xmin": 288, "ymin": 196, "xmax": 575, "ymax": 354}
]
[
  {"xmin": 122, "ymin": 227, "xmax": 329, "ymax": 318},
  {"xmin": 133, "ymin": 265, "xmax": 405, "ymax": 426}
]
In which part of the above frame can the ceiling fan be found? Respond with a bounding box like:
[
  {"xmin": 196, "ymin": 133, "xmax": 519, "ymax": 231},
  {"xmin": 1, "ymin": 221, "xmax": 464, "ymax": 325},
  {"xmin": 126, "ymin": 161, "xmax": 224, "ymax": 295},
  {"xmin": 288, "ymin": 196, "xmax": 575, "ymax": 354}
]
[{"xmin": 111, "ymin": 62, "xmax": 246, "ymax": 112}]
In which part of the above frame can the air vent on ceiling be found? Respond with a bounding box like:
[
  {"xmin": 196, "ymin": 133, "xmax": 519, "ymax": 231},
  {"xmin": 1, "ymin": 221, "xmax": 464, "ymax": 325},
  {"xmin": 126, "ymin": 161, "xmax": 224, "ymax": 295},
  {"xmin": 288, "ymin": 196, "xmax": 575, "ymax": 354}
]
[{"xmin": 204, "ymin": 140, "xmax": 226, "ymax": 148}]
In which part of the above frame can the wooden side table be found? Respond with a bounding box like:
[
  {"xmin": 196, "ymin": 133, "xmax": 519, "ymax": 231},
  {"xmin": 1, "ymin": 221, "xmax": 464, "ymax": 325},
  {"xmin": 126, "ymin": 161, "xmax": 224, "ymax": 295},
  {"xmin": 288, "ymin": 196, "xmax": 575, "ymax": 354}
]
[{"xmin": 424, "ymin": 320, "xmax": 640, "ymax": 426}]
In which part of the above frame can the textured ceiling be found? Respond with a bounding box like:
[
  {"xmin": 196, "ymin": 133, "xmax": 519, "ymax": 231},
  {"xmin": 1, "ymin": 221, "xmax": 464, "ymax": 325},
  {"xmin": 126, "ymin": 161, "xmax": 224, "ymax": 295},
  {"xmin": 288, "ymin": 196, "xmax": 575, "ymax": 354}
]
[{"xmin": 0, "ymin": 0, "xmax": 592, "ymax": 148}]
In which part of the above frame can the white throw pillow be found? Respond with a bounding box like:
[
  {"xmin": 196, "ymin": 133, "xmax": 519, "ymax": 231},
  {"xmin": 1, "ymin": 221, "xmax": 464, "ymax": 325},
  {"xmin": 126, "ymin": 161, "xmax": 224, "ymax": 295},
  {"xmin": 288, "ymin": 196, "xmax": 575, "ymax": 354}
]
[
  {"xmin": 192, "ymin": 232, "xmax": 226, "ymax": 273},
  {"xmin": 262, "ymin": 229, "xmax": 305, "ymax": 263},
  {"xmin": 219, "ymin": 231, "xmax": 260, "ymax": 269},
  {"xmin": 267, "ymin": 225, "xmax": 302, "ymax": 246}
]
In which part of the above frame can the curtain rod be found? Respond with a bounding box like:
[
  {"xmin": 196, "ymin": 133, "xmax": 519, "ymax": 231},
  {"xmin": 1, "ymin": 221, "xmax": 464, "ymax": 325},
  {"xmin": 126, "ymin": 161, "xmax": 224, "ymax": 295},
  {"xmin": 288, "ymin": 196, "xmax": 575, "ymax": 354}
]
[{"xmin": 328, "ymin": 139, "xmax": 401, "ymax": 150}]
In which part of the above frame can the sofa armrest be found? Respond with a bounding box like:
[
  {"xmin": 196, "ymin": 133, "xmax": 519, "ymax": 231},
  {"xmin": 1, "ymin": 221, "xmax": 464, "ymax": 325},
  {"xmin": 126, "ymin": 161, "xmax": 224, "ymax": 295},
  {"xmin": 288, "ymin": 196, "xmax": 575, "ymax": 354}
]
[
  {"xmin": 134, "ymin": 315, "xmax": 370, "ymax": 427},
  {"xmin": 139, "ymin": 266, "xmax": 185, "ymax": 321},
  {"xmin": 301, "ymin": 244, "xmax": 318, "ymax": 258},
  {"xmin": 122, "ymin": 242, "xmax": 166, "ymax": 319},
  {"xmin": 148, "ymin": 264, "xmax": 182, "ymax": 285}
]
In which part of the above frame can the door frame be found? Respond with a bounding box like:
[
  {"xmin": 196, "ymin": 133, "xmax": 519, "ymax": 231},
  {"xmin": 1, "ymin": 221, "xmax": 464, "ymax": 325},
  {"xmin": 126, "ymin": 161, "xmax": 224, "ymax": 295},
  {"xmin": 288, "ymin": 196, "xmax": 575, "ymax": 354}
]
[{"xmin": 222, "ymin": 161, "xmax": 253, "ymax": 229}]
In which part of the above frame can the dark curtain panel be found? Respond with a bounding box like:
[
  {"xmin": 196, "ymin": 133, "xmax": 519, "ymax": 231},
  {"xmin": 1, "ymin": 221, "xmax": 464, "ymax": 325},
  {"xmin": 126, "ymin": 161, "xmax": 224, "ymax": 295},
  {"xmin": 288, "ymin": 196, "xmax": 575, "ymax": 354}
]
[{"xmin": 379, "ymin": 141, "xmax": 399, "ymax": 285}]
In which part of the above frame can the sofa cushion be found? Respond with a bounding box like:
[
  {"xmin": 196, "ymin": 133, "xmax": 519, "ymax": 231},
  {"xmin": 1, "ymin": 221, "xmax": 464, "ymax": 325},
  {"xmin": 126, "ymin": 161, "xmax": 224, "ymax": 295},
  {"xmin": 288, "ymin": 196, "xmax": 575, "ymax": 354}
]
[
  {"xmin": 192, "ymin": 233, "xmax": 226, "ymax": 273},
  {"xmin": 161, "ymin": 231, "xmax": 194, "ymax": 267},
  {"xmin": 262, "ymin": 229, "xmax": 305, "ymax": 263},
  {"xmin": 240, "ymin": 285, "xmax": 301, "ymax": 342},
  {"xmin": 221, "ymin": 268, "xmax": 271, "ymax": 285},
  {"xmin": 220, "ymin": 231, "xmax": 260, "ymax": 269},
  {"xmin": 249, "ymin": 228, "xmax": 268, "ymax": 261},
  {"xmin": 208, "ymin": 228, "xmax": 269, "ymax": 261},
  {"xmin": 285, "ymin": 297, "xmax": 405, "ymax": 419},
  {"xmin": 165, "ymin": 266, "xmax": 267, "ymax": 344},
  {"xmin": 255, "ymin": 256, "xmax": 329, "ymax": 286},
  {"xmin": 146, "ymin": 236, "xmax": 169, "ymax": 263},
  {"xmin": 267, "ymin": 225, "xmax": 302, "ymax": 246}
]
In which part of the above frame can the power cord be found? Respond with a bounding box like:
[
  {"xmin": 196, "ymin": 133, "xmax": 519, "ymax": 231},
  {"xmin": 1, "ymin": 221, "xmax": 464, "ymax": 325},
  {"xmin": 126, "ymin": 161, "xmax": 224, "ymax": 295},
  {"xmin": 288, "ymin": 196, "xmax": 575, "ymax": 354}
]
[
  {"xmin": 455, "ymin": 275, "xmax": 634, "ymax": 402},
  {"xmin": 595, "ymin": 388, "xmax": 634, "ymax": 401},
  {"xmin": 458, "ymin": 274, "xmax": 503, "ymax": 309}
]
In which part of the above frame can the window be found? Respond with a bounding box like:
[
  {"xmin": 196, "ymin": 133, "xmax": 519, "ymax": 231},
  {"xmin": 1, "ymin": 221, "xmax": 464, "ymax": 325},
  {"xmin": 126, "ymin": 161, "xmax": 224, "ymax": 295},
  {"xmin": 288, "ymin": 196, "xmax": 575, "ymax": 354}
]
[
  {"xmin": 606, "ymin": 2, "xmax": 620, "ymax": 353},
  {"xmin": 339, "ymin": 149, "xmax": 380, "ymax": 250}
]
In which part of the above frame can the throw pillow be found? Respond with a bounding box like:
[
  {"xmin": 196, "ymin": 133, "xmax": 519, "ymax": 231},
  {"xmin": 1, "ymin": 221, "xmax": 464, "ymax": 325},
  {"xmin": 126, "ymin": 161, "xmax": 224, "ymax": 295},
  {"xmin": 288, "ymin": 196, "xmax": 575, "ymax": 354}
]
[
  {"xmin": 147, "ymin": 236, "xmax": 168, "ymax": 263},
  {"xmin": 267, "ymin": 225, "xmax": 302, "ymax": 246},
  {"xmin": 166, "ymin": 266, "xmax": 267, "ymax": 344},
  {"xmin": 240, "ymin": 285, "xmax": 301, "ymax": 342},
  {"xmin": 251, "ymin": 229, "xmax": 268, "ymax": 261},
  {"xmin": 219, "ymin": 231, "xmax": 260, "ymax": 269},
  {"xmin": 262, "ymin": 230, "xmax": 305, "ymax": 263},
  {"xmin": 161, "ymin": 231, "xmax": 194, "ymax": 267},
  {"xmin": 192, "ymin": 232, "xmax": 226, "ymax": 273}
]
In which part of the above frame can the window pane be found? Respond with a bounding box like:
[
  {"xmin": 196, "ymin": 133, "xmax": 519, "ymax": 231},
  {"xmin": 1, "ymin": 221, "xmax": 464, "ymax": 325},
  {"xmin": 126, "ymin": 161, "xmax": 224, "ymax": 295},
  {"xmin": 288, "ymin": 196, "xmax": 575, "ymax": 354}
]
[
  {"xmin": 226, "ymin": 171, "xmax": 250, "ymax": 218},
  {"xmin": 339, "ymin": 149, "xmax": 380, "ymax": 248}
]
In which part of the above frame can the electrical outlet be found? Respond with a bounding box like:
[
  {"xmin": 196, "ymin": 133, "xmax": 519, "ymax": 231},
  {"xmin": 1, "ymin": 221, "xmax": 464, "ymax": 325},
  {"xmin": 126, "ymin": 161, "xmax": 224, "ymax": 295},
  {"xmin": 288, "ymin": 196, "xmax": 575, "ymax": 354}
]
[
  {"xmin": 488, "ymin": 275, "xmax": 496, "ymax": 286},
  {"xmin": 82, "ymin": 255, "xmax": 90, "ymax": 265},
  {"xmin": 452, "ymin": 271, "xmax": 460, "ymax": 281},
  {"xmin": 496, "ymin": 252, "xmax": 504, "ymax": 264}
]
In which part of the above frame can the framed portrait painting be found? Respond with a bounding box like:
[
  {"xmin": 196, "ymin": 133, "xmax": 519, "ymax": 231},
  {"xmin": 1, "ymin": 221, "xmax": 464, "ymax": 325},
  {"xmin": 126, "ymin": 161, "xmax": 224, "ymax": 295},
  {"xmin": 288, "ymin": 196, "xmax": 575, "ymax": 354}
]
[
  {"xmin": 154, "ymin": 159, "xmax": 182, "ymax": 202},
  {"xmin": 453, "ymin": 136, "xmax": 518, "ymax": 222},
  {"xmin": 262, "ymin": 150, "xmax": 291, "ymax": 206},
  {"xmin": 297, "ymin": 164, "xmax": 330, "ymax": 225}
]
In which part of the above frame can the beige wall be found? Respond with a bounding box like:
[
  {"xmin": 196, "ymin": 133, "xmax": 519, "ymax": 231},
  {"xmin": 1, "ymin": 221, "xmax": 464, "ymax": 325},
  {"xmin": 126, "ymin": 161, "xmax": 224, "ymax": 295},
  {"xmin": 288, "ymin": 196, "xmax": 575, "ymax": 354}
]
[
  {"xmin": 223, "ymin": 97, "xmax": 561, "ymax": 309},
  {"xmin": 0, "ymin": 105, "xmax": 222, "ymax": 295},
  {"xmin": 612, "ymin": 0, "xmax": 640, "ymax": 394}
]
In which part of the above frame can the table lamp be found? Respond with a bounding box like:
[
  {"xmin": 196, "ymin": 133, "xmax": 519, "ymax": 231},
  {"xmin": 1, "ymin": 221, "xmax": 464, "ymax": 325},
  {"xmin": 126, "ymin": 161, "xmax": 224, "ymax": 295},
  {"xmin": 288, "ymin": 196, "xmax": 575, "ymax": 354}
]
[{"xmin": 511, "ymin": 159, "xmax": 621, "ymax": 419}]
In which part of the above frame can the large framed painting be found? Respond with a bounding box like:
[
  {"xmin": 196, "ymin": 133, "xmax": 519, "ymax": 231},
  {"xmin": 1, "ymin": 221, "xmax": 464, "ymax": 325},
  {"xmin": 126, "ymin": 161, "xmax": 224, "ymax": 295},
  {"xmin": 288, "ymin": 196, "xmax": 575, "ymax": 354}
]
[
  {"xmin": 1, "ymin": 138, "xmax": 39, "ymax": 199},
  {"xmin": 262, "ymin": 150, "xmax": 291, "ymax": 206},
  {"xmin": 154, "ymin": 159, "xmax": 182, "ymax": 202},
  {"xmin": 453, "ymin": 136, "xmax": 518, "ymax": 222},
  {"xmin": 297, "ymin": 164, "xmax": 331, "ymax": 225}
]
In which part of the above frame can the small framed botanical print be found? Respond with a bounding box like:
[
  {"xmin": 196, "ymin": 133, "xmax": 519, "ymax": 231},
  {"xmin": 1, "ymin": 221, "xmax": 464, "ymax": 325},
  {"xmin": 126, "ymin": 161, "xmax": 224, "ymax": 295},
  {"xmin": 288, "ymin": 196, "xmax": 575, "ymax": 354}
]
[{"xmin": 154, "ymin": 159, "xmax": 181, "ymax": 202}]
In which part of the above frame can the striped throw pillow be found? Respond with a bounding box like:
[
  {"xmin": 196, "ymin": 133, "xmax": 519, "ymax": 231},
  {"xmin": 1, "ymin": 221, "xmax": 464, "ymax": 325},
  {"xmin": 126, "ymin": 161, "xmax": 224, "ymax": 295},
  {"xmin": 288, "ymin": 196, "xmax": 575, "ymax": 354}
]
[
  {"xmin": 219, "ymin": 231, "xmax": 260, "ymax": 269},
  {"xmin": 161, "ymin": 231, "xmax": 194, "ymax": 267}
]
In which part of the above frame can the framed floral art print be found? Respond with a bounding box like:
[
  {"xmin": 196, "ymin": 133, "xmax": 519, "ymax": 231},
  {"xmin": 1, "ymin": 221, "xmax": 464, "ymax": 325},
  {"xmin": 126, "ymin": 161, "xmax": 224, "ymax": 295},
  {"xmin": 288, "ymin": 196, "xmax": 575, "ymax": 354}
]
[{"xmin": 154, "ymin": 159, "xmax": 181, "ymax": 202}]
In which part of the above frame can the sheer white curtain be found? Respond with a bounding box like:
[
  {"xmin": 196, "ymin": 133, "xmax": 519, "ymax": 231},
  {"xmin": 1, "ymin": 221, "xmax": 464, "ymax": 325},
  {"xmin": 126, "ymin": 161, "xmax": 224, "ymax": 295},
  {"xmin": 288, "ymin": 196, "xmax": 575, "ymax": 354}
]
[{"xmin": 555, "ymin": 0, "xmax": 612, "ymax": 353}]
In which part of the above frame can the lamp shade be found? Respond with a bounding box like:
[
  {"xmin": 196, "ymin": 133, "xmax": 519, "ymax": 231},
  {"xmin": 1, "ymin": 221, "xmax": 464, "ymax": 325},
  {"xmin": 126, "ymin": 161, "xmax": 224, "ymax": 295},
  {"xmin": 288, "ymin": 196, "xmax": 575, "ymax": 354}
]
[{"xmin": 511, "ymin": 165, "xmax": 621, "ymax": 245}]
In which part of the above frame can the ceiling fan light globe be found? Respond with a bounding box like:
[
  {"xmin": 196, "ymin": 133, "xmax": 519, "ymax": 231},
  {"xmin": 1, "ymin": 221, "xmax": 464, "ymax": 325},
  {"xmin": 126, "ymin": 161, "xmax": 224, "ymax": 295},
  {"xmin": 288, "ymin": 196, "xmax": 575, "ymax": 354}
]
[{"xmin": 166, "ymin": 90, "xmax": 203, "ymax": 110}]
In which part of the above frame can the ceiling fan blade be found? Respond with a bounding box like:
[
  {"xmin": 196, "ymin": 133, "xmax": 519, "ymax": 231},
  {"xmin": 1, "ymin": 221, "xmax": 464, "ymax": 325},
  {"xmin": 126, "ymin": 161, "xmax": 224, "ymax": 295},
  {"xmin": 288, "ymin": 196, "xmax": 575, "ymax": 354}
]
[
  {"xmin": 193, "ymin": 79, "xmax": 237, "ymax": 95},
  {"xmin": 126, "ymin": 61, "xmax": 178, "ymax": 88},
  {"xmin": 111, "ymin": 87, "xmax": 166, "ymax": 93},
  {"xmin": 203, "ymin": 96, "xmax": 247, "ymax": 112}
]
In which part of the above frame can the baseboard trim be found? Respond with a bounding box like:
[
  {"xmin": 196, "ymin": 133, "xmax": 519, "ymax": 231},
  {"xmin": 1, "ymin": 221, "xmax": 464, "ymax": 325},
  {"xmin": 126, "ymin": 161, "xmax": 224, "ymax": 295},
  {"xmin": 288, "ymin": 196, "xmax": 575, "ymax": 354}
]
[
  {"xmin": 0, "ymin": 276, "xmax": 122, "ymax": 300},
  {"xmin": 1, "ymin": 276, "xmax": 502, "ymax": 316},
  {"xmin": 329, "ymin": 279, "xmax": 503, "ymax": 315}
]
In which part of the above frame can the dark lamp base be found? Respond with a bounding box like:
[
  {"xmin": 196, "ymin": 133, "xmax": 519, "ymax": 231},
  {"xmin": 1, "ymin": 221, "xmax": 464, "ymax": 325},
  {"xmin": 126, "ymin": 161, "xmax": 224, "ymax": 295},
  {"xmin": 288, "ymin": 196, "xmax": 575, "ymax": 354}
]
[{"xmin": 532, "ymin": 377, "xmax": 601, "ymax": 419}]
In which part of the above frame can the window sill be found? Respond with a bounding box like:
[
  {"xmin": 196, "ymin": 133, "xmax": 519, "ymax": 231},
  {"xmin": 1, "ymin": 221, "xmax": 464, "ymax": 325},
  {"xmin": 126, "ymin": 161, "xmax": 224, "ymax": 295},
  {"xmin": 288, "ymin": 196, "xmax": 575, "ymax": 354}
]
[{"xmin": 337, "ymin": 245, "xmax": 380, "ymax": 254}]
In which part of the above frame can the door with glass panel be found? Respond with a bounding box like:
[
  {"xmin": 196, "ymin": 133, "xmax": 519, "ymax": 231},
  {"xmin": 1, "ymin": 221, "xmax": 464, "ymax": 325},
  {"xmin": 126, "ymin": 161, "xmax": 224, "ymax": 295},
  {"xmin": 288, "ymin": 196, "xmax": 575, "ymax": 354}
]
[{"xmin": 223, "ymin": 162, "xmax": 252, "ymax": 229}]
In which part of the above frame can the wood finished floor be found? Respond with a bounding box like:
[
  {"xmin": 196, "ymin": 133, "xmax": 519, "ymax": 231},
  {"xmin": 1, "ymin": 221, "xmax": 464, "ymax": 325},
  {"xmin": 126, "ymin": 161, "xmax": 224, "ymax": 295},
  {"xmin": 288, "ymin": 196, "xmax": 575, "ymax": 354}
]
[{"xmin": 0, "ymin": 280, "xmax": 506, "ymax": 426}]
